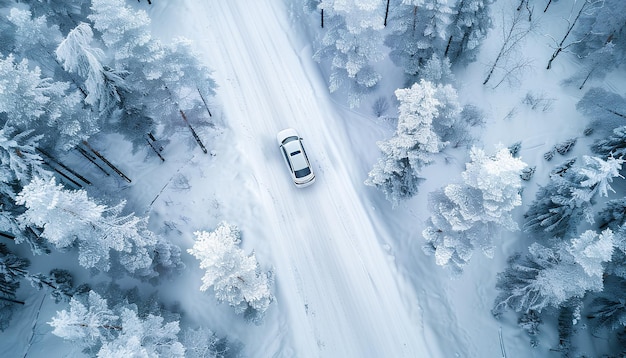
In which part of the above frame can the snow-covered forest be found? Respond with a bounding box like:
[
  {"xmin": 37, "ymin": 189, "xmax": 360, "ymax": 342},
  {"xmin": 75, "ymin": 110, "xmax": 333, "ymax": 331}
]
[{"xmin": 1, "ymin": 0, "xmax": 626, "ymax": 356}]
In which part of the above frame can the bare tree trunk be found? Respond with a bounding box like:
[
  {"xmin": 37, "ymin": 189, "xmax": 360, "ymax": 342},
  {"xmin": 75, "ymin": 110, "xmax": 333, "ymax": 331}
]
[
  {"xmin": 579, "ymin": 67, "xmax": 594, "ymax": 89},
  {"xmin": 75, "ymin": 146, "xmax": 110, "ymax": 176},
  {"xmin": 0, "ymin": 232, "xmax": 15, "ymax": 240},
  {"xmin": 384, "ymin": 0, "xmax": 390, "ymax": 27},
  {"xmin": 146, "ymin": 135, "xmax": 165, "ymax": 162},
  {"xmin": 180, "ymin": 110, "xmax": 208, "ymax": 154},
  {"xmin": 0, "ymin": 296, "xmax": 25, "ymax": 305},
  {"xmin": 544, "ymin": 0, "xmax": 553, "ymax": 12},
  {"xmin": 546, "ymin": 0, "xmax": 589, "ymax": 69},
  {"xmin": 444, "ymin": 36, "xmax": 453, "ymax": 57},
  {"xmin": 525, "ymin": 1, "xmax": 534, "ymax": 21},
  {"xmin": 37, "ymin": 149, "xmax": 91, "ymax": 186},
  {"xmin": 82, "ymin": 141, "xmax": 132, "ymax": 183},
  {"xmin": 483, "ymin": 10, "xmax": 532, "ymax": 85},
  {"xmin": 321, "ymin": 8, "xmax": 324, "ymax": 28},
  {"xmin": 197, "ymin": 87, "xmax": 212, "ymax": 117}
]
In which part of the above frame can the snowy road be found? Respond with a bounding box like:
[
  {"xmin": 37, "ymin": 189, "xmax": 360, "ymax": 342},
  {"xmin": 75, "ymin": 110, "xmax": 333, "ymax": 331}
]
[{"xmin": 152, "ymin": 1, "xmax": 437, "ymax": 356}]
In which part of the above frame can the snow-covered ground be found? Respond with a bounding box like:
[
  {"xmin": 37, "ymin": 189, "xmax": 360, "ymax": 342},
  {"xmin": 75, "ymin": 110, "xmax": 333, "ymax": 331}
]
[{"xmin": 3, "ymin": 0, "xmax": 624, "ymax": 357}]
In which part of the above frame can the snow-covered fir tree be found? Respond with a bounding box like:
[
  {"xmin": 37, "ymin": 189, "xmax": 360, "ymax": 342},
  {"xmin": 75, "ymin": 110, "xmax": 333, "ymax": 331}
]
[
  {"xmin": 444, "ymin": 0, "xmax": 494, "ymax": 64},
  {"xmin": 49, "ymin": 290, "xmax": 185, "ymax": 357},
  {"xmin": 0, "ymin": 52, "xmax": 94, "ymax": 150},
  {"xmin": 423, "ymin": 146, "xmax": 527, "ymax": 274},
  {"xmin": 56, "ymin": 22, "xmax": 127, "ymax": 118},
  {"xmin": 0, "ymin": 243, "xmax": 29, "ymax": 306},
  {"xmin": 314, "ymin": 0, "xmax": 385, "ymax": 107},
  {"xmin": 0, "ymin": 126, "xmax": 48, "ymax": 194},
  {"xmin": 592, "ymin": 125, "xmax": 626, "ymax": 159},
  {"xmin": 587, "ymin": 274, "xmax": 626, "ymax": 334},
  {"xmin": 181, "ymin": 327, "xmax": 226, "ymax": 358},
  {"xmin": 15, "ymin": 177, "xmax": 181, "ymax": 277},
  {"xmin": 493, "ymin": 229, "xmax": 614, "ymax": 315},
  {"xmin": 0, "ymin": 54, "xmax": 67, "ymax": 131},
  {"xmin": 188, "ymin": 223, "xmax": 274, "ymax": 322},
  {"xmin": 88, "ymin": 0, "xmax": 217, "ymax": 145},
  {"xmin": 568, "ymin": 0, "xmax": 626, "ymax": 88},
  {"xmin": 6, "ymin": 8, "xmax": 63, "ymax": 74},
  {"xmin": 577, "ymin": 87, "xmax": 626, "ymax": 136},
  {"xmin": 524, "ymin": 155, "xmax": 624, "ymax": 243},
  {"xmin": 385, "ymin": 0, "xmax": 455, "ymax": 82},
  {"xmin": 365, "ymin": 80, "xmax": 460, "ymax": 206}
]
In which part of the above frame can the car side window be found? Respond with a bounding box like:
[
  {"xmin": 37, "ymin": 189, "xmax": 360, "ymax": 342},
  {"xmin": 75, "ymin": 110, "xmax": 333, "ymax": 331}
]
[
  {"xmin": 281, "ymin": 146, "xmax": 293, "ymax": 171},
  {"xmin": 299, "ymin": 140, "xmax": 311, "ymax": 165}
]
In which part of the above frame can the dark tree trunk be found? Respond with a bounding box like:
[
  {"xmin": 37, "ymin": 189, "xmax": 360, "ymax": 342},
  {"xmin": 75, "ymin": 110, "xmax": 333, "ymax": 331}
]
[
  {"xmin": 384, "ymin": 0, "xmax": 390, "ymax": 27},
  {"xmin": 180, "ymin": 110, "xmax": 208, "ymax": 154},
  {"xmin": 544, "ymin": 0, "xmax": 553, "ymax": 12},
  {"xmin": 547, "ymin": 1, "xmax": 588, "ymax": 69},
  {"xmin": 0, "ymin": 296, "xmax": 24, "ymax": 305},
  {"xmin": 197, "ymin": 88, "xmax": 212, "ymax": 117},
  {"xmin": 82, "ymin": 141, "xmax": 132, "ymax": 183}
]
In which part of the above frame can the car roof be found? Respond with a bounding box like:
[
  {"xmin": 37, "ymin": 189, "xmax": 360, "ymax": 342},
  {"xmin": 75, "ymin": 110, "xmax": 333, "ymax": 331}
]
[{"xmin": 283, "ymin": 139, "xmax": 308, "ymax": 170}]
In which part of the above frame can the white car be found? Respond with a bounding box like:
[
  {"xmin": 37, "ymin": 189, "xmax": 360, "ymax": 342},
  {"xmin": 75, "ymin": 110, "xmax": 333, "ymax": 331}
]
[{"xmin": 276, "ymin": 128, "xmax": 315, "ymax": 188}]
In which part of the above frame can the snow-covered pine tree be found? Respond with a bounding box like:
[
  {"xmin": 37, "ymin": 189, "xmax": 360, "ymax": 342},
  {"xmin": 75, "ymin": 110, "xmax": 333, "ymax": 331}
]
[
  {"xmin": 97, "ymin": 308, "xmax": 185, "ymax": 357},
  {"xmin": 0, "ymin": 243, "xmax": 29, "ymax": 305},
  {"xmin": 314, "ymin": 0, "xmax": 385, "ymax": 107},
  {"xmin": 385, "ymin": 0, "xmax": 430, "ymax": 81},
  {"xmin": 56, "ymin": 22, "xmax": 127, "ymax": 118},
  {"xmin": 444, "ymin": 0, "xmax": 494, "ymax": 64},
  {"xmin": 149, "ymin": 37, "xmax": 218, "ymax": 138},
  {"xmin": 181, "ymin": 327, "xmax": 225, "ymax": 358},
  {"xmin": 0, "ymin": 243, "xmax": 27, "ymax": 331},
  {"xmin": 587, "ymin": 274, "xmax": 626, "ymax": 333},
  {"xmin": 592, "ymin": 126, "xmax": 626, "ymax": 159},
  {"xmin": 50, "ymin": 290, "xmax": 184, "ymax": 356},
  {"xmin": 577, "ymin": 87, "xmax": 626, "ymax": 136},
  {"xmin": 418, "ymin": 53, "xmax": 455, "ymax": 84},
  {"xmin": 0, "ymin": 126, "xmax": 51, "ymax": 253},
  {"xmin": 88, "ymin": 0, "xmax": 155, "ymax": 64},
  {"xmin": 365, "ymin": 80, "xmax": 458, "ymax": 206},
  {"xmin": 0, "ymin": 126, "xmax": 48, "ymax": 190},
  {"xmin": 188, "ymin": 223, "xmax": 274, "ymax": 322},
  {"xmin": 598, "ymin": 197, "xmax": 626, "ymax": 231},
  {"xmin": 569, "ymin": 0, "xmax": 626, "ymax": 84},
  {"xmin": 0, "ymin": 54, "xmax": 67, "ymax": 131},
  {"xmin": 87, "ymin": 0, "xmax": 161, "ymax": 145},
  {"xmin": 423, "ymin": 146, "xmax": 527, "ymax": 274},
  {"xmin": 26, "ymin": 0, "xmax": 90, "ymax": 34},
  {"xmin": 88, "ymin": 0, "xmax": 218, "ymax": 147},
  {"xmin": 0, "ymin": 53, "xmax": 93, "ymax": 150},
  {"xmin": 493, "ymin": 229, "xmax": 614, "ymax": 315},
  {"xmin": 385, "ymin": 0, "xmax": 454, "ymax": 82},
  {"xmin": 524, "ymin": 156, "xmax": 624, "ymax": 242},
  {"xmin": 6, "ymin": 8, "xmax": 63, "ymax": 75},
  {"xmin": 15, "ymin": 177, "xmax": 181, "ymax": 277}
]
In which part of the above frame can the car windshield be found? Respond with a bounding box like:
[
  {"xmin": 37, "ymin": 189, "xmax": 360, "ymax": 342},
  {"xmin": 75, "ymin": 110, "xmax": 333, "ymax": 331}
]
[
  {"xmin": 281, "ymin": 136, "xmax": 299, "ymax": 145},
  {"xmin": 294, "ymin": 167, "xmax": 311, "ymax": 178}
]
